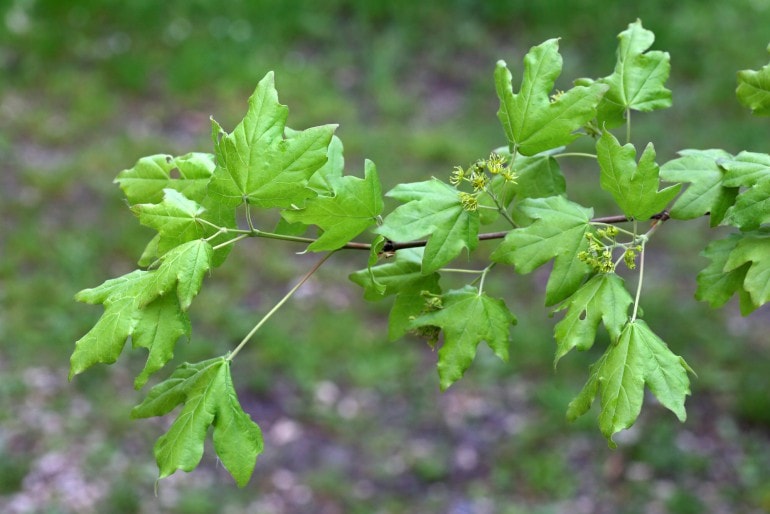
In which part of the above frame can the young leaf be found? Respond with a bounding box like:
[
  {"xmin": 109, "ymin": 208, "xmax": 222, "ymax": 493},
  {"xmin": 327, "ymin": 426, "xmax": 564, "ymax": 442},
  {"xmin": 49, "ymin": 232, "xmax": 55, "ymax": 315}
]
[
  {"xmin": 349, "ymin": 248, "xmax": 441, "ymax": 340},
  {"xmin": 115, "ymin": 153, "xmax": 215, "ymax": 205},
  {"xmin": 659, "ymin": 149, "xmax": 738, "ymax": 226},
  {"xmin": 495, "ymin": 40, "xmax": 607, "ymax": 156},
  {"xmin": 132, "ymin": 189, "xmax": 207, "ymax": 256},
  {"xmin": 281, "ymin": 160, "xmax": 383, "ymax": 251},
  {"xmin": 597, "ymin": 130, "xmax": 681, "ymax": 220},
  {"xmin": 722, "ymin": 230, "xmax": 770, "ymax": 308},
  {"xmin": 567, "ymin": 319, "xmax": 692, "ymax": 447},
  {"xmin": 595, "ymin": 19, "xmax": 672, "ymax": 127},
  {"xmin": 736, "ymin": 46, "xmax": 770, "ymax": 116},
  {"xmin": 377, "ymin": 179, "xmax": 479, "ymax": 274},
  {"xmin": 140, "ymin": 239, "xmax": 213, "ymax": 311},
  {"xmin": 131, "ymin": 357, "xmax": 263, "ymax": 487},
  {"xmin": 491, "ymin": 195, "xmax": 593, "ymax": 305},
  {"xmin": 553, "ymin": 273, "xmax": 633, "ymax": 365},
  {"xmin": 207, "ymin": 72, "xmax": 336, "ymax": 209},
  {"xmin": 409, "ymin": 286, "xmax": 516, "ymax": 391},
  {"xmin": 695, "ymin": 234, "xmax": 757, "ymax": 315}
]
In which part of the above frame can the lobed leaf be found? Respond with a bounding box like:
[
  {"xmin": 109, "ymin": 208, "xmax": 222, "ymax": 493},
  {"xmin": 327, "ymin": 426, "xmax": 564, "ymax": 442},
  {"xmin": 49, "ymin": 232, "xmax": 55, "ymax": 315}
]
[
  {"xmin": 695, "ymin": 233, "xmax": 757, "ymax": 315},
  {"xmin": 594, "ymin": 19, "xmax": 672, "ymax": 127},
  {"xmin": 282, "ymin": 160, "xmax": 383, "ymax": 251},
  {"xmin": 207, "ymin": 72, "xmax": 336, "ymax": 209},
  {"xmin": 660, "ymin": 149, "xmax": 738, "ymax": 226},
  {"xmin": 597, "ymin": 130, "xmax": 681, "ymax": 220},
  {"xmin": 70, "ymin": 240, "xmax": 213, "ymax": 386},
  {"xmin": 377, "ymin": 179, "xmax": 479, "ymax": 274},
  {"xmin": 553, "ymin": 273, "xmax": 633, "ymax": 365},
  {"xmin": 567, "ymin": 320, "xmax": 692, "ymax": 447},
  {"xmin": 132, "ymin": 189, "xmax": 207, "ymax": 256},
  {"xmin": 736, "ymin": 46, "xmax": 770, "ymax": 116},
  {"xmin": 409, "ymin": 286, "xmax": 516, "ymax": 390},
  {"xmin": 115, "ymin": 152, "xmax": 216, "ymax": 205},
  {"xmin": 722, "ymin": 230, "xmax": 770, "ymax": 308},
  {"xmin": 132, "ymin": 358, "xmax": 263, "ymax": 487},
  {"xmin": 495, "ymin": 40, "xmax": 607, "ymax": 156},
  {"xmin": 491, "ymin": 195, "xmax": 593, "ymax": 305}
]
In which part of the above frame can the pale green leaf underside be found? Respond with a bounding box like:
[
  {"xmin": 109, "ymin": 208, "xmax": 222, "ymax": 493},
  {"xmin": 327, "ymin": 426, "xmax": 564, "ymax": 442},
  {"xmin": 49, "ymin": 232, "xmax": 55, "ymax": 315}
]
[
  {"xmin": 659, "ymin": 149, "xmax": 737, "ymax": 226},
  {"xmin": 70, "ymin": 240, "xmax": 213, "ymax": 387},
  {"xmin": 377, "ymin": 179, "xmax": 479, "ymax": 274},
  {"xmin": 282, "ymin": 160, "xmax": 383, "ymax": 251},
  {"xmin": 495, "ymin": 39, "xmax": 607, "ymax": 156},
  {"xmin": 491, "ymin": 195, "xmax": 593, "ymax": 306},
  {"xmin": 133, "ymin": 189, "xmax": 207, "ymax": 256},
  {"xmin": 131, "ymin": 358, "xmax": 263, "ymax": 487},
  {"xmin": 567, "ymin": 320, "xmax": 691, "ymax": 447},
  {"xmin": 409, "ymin": 286, "xmax": 516, "ymax": 391}
]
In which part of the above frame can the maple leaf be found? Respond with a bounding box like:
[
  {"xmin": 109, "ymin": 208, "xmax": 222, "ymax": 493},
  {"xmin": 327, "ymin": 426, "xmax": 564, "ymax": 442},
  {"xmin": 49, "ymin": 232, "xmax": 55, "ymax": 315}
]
[
  {"xmin": 207, "ymin": 72, "xmax": 336, "ymax": 209},
  {"xmin": 282, "ymin": 160, "xmax": 383, "ymax": 251},
  {"xmin": 659, "ymin": 149, "xmax": 738, "ymax": 226},
  {"xmin": 595, "ymin": 19, "xmax": 672, "ymax": 127},
  {"xmin": 377, "ymin": 179, "xmax": 479, "ymax": 274},
  {"xmin": 553, "ymin": 273, "xmax": 633, "ymax": 365},
  {"xmin": 597, "ymin": 130, "xmax": 681, "ymax": 220},
  {"xmin": 349, "ymin": 248, "xmax": 441, "ymax": 340},
  {"xmin": 132, "ymin": 189, "xmax": 207, "ymax": 256},
  {"xmin": 70, "ymin": 240, "xmax": 213, "ymax": 386},
  {"xmin": 722, "ymin": 230, "xmax": 770, "ymax": 308},
  {"xmin": 409, "ymin": 286, "xmax": 516, "ymax": 390},
  {"xmin": 736, "ymin": 46, "xmax": 770, "ymax": 116},
  {"xmin": 567, "ymin": 319, "xmax": 692, "ymax": 447},
  {"xmin": 695, "ymin": 233, "xmax": 757, "ymax": 315},
  {"xmin": 495, "ymin": 39, "xmax": 607, "ymax": 156},
  {"xmin": 724, "ymin": 179, "xmax": 770, "ymax": 230},
  {"xmin": 115, "ymin": 153, "xmax": 215, "ymax": 205},
  {"xmin": 131, "ymin": 357, "xmax": 263, "ymax": 487},
  {"xmin": 491, "ymin": 195, "xmax": 593, "ymax": 306}
]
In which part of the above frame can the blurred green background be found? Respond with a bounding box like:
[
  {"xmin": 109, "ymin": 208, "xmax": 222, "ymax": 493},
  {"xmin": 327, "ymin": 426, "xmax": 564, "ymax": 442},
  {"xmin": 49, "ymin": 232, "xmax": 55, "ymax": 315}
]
[{"xmin": 2, "ymin": 1, "xmax": 770, "ymax": 512}]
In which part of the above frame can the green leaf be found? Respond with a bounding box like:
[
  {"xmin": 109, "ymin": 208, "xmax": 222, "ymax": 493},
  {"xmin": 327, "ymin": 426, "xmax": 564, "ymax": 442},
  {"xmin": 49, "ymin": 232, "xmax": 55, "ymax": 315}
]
[
  {"xmin": 131, "ymin": 357, "xmax": 263, "ymax": 487},
  {"xmin": 695, "ymin": 233, "xmax": 757, "ymax": 315},
  {"xmin": 377, "ymin": 179, "xmax": 479, "ymax": 274},
  {"xmin": 208, "ymin": 72, "xmax": 336, "ymax": 209},
  {"xmin": 595, "ymin": 19, "xmax": 672, "ymax": 127},
  {"xmin": 491, "ymin": 195, "xmax": 593, "ymax": 306},
  {"xmin": 349, "ymin": 248, "xmax": 441, "ymax": 340},
  {"xmin": 115, "ymin": 153, "xmax": 215, "ymax": 205},
  {"xmin": 723, "ymin": 230, "xmax": 770, "ymax": 308},
  {"xmin": 720, "ymin": 151, "xmax": 770, "ymax": 187},
  {"xmin": 567, "ymin": 320, "xmax": 692, "ymax": 447},
  {"xmin": 70, "ymin": 241, "xmax": 213, "ymax": 382},
  {"xmin": 659, "ymin": 149, "xmax": 738, "ymax": 225},
  {"xmin": 597, "ymin": 130, "xmax": 681, "ymax": 220},
  {"xmin": 553, "ymin": 274, "xmax": 633, "ymax": 365},
  {"xmin": 307, "ymin": 134, "xmax": 345, "ymax": 194},
  {"xmin": 510, "ymin": 151, "xmax": 567, "ymax": 200},
  {"xmin": 132, "ymin": 189, "xmax": 207, "ymax": 256},
  {"xmin": 282, "ymin": 160, "xmax": 383, "ymax": 251},
  {"xmin": 409, "ymin": 286, "xmax": 516, "ymax": 390},
  {"xmin": 724, "ymin": 178, "xmax": 770, "ymax": 230},
  {"xmin": 495, "ymin": 40, "xmax": 607, "ymax": 156},
  {"xmin": 736, "ymin": 47, "xmax": 770, "ymax": 116}
]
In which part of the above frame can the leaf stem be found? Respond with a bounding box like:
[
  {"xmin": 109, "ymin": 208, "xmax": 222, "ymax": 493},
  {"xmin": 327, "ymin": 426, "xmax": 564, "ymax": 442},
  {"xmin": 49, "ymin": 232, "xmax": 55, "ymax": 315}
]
[
  {"xmin": 553, "ymin": 152, "xmax": 598, "ymax": 160},
  {"xmin": 625, "ymin": 108, "xmax": 632, "ymax": 145},
  {"xmin": 631, "ymin": 244, "xmax": 645, "ymax": 322},
  {"xmin": 227, "ymin": 252, "xmax": 335, "ymax": 361}
]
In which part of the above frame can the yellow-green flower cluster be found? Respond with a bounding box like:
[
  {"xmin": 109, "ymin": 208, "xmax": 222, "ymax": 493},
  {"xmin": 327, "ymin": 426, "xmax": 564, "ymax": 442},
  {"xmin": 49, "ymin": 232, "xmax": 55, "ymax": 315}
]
[
  {"xmin": 578, "ymin": 227, "xmax": 642, "ymax": 273},
  {"xmin": 452, "ymin": 152, "xmax": 516, "ymax": 212}
]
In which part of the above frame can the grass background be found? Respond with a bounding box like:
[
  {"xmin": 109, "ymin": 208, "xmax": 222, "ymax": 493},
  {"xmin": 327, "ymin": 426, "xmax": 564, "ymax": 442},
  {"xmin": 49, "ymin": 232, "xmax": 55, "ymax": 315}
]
[{"xmin": 2, "ymin": 1, "xmax": 770, "ymax": 512}]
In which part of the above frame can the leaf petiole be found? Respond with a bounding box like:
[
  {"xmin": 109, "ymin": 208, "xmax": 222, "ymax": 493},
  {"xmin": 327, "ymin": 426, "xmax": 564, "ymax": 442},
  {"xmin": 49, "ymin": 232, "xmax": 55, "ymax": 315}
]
[{"xmin": 227, "ymin": 252, "xmax": 335, "ymax": 361}]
